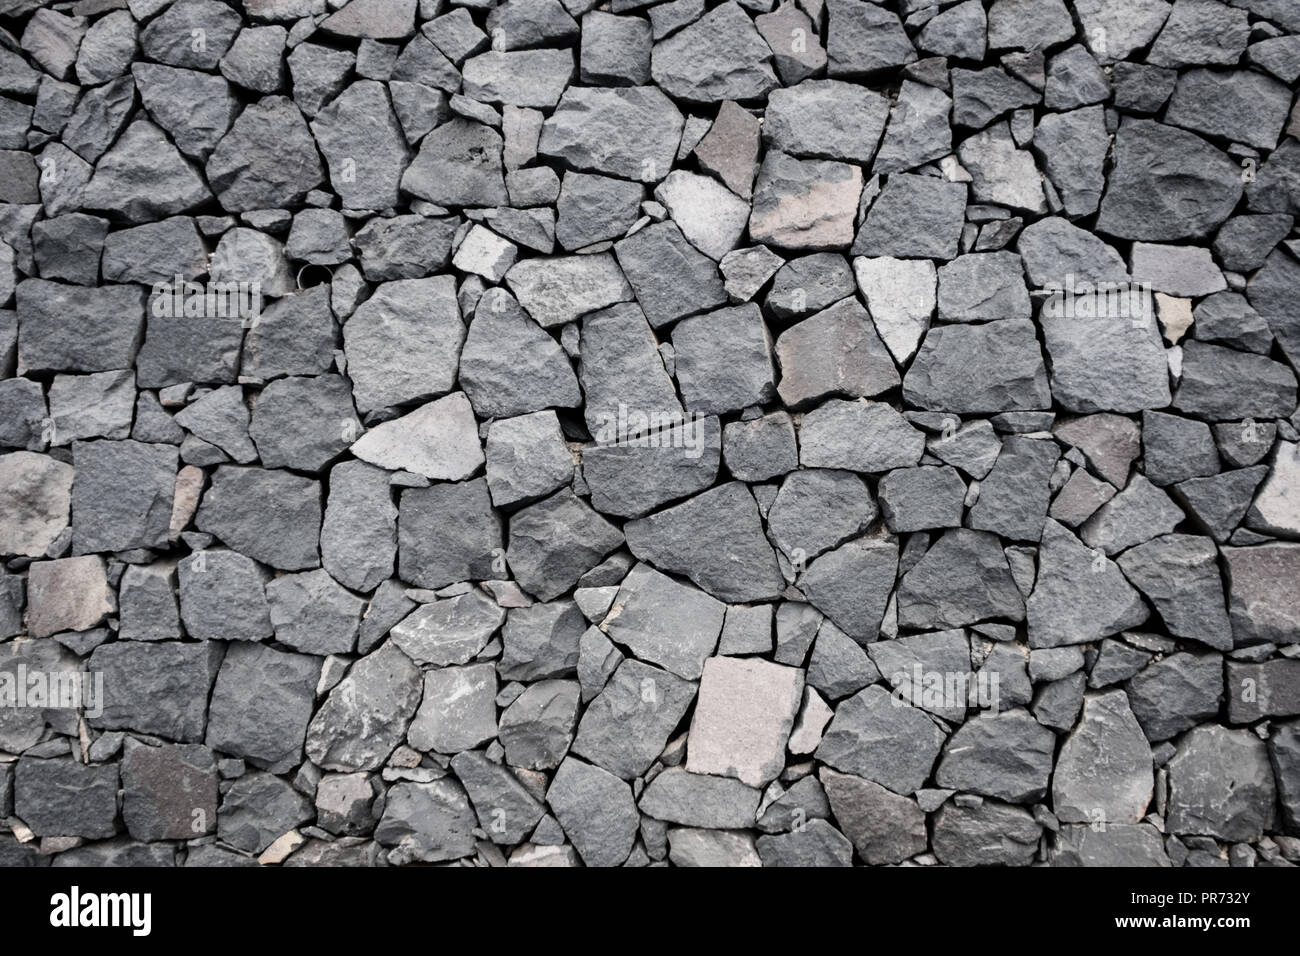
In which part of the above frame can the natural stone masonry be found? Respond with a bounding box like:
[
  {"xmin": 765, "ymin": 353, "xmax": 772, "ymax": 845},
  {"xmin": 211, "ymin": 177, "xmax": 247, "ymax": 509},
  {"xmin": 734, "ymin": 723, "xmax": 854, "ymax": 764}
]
[{"xmin": 0, "ymin": 0, "xmax": 1298, "ymax": 871}]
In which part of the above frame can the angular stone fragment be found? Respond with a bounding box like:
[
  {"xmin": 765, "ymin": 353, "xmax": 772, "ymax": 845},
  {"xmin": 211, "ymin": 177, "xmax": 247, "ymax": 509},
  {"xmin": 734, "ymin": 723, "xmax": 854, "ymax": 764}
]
[
  {"xmin": 206, "ymin": 642, "xmax": 319, "ymax": 772},
  {"xmin": 572, "ymin": 659, "xmax": 697, "ymax": 778},
  {"xmin": 935, "ymin": 709, "xmax": 1055, "ymax": 803},
  {"xmin": 853, "ymin": 173, "xmax": 965, "ymax": 261},
  {"xmin": 555, "ymin": 172, "xmax": 642, "ymax": 250},
  {"xmin": 462, "ymin": 49, "xmax": 575, "ymax": 109},
  {"xmin": 1040, "ymin": 307, "xmax": 1171, "ymax": 414},
  {"xmin": 904, "ymin": 320, "xmax": 1051, "ymax": 413},
  {"xmin": 1097, "ymin": 120, "xmax": 1243, "ymax": 240},
  {"xmin": 1222, "ymin": 544, "xmax": 1300, "ymax": 646},
  {"xmin": 1226, "ymin": 659, "xmax": 1300, "ymax": 723},
  {"xmin": 1080, "ymin": 475, "xmax": 1185, "ymax": 556},
  {"xmin": 1125, "ymin": 652, "xmax": 1222, "ymax": 742},
  {"xmin": 816, "ymin": 685, "xmax": 947, "ymax": 795},
  {"xmin": 764, "ymin": 80, "xmax": 887, "ymax": 165},
  {"xmin": 1074, "ymin": 0, "xmax": 1171, "ymax": 64},
  {"xmin": 601, "ymin": 563, "xmax": 723, "ymax": 680},
  {"xmin": 614, "ymin": 222, "xmax": 726, "ymax": 328},
  {"xmin": 321, "ymin": 461, "xmax": 397, "ymax": 593},
  {"xmin": 122, "ymin": 743, "xmax": 218, "ymax": 841},
  {"xmin": 821, "ymin": 768, "xmax": 926, "ymax": 865},
  {"xmin": 397, "ymin": 478, "xmax": 501, "ymax": 590},
  {"xmin": 119, "ymin": 563, "xmax": 179, "ymax": 643},
  {"xmin": 196, "ymin": 466, "xmax": 320, "ymax": 571},
  {"xmin": 640, "ymin": 767, "xmax": 760, "ymax": 829},
  {"xmin": 959, "ymin": 122, "xmax": 1046, "ymax": 214},
  {"xmin": 852, "ymin": 254, "xmax": 935, "ymax": 366},
  {"xmin": 375, "ymin": 778, "xmax": 476, "ymax": 865},
  {"xmin": 932, "ymin": 801, "xmax": 1040, "ymax": 866},
  {"xmin": 1051, "ymin": 822, "xmax": 1171, "ymax": 867},
  {"xmin": 460, "ymin": 288, "xmax": 580, "ymax": 418},
  {"xmin": 936, "ymin": 251, "xmax": 1030, "ymax": 322},
  {"xmin": 206, "ymin": 98, "xmax": 322, "ymax": 212},
  {"xmin": 722, "ymin": 412, "xmax": 798, "ymax": 483},
  {"xmin": 672, "ymin": 304, "xmax": 774, "ymax": 415},
  {"xmin": 402, "ymin": 118, "xmax": 506, "ymax": 206},
  {"xmin": 1053, "ymin": 691, "xmax": 1153, "ymax": 825},
  {"xmin": 267, "ymin": 569, "xmax": 363, "ymax": 655},
  {"xmin": 651, "ymin": 2, "xmax": 776, "ymax": 102},
  {"xmin": 749, "ymin": 152, "xmax": 863, "ymax": 251},
  {"xmin": 346, "ymin": 277, "xmax": 463, "ymax": 410},
  {"xmin": 1173, "ymin": 341, "xmax": 1296, "ymax": 423},
  {"xmin": 506, "ymin": 253, "xmax": 634, "ymax": 329},
  {"xmin": 174, "ymin": 385, "xmax": 256, "ymax": 463},
  {"xmin": 624, "ymin": 483, "xmax": 784, "ymax": 602},
  {"xmin": 876, "ymin": 80, "xmax": 952, "ymax": 174},
  {"xmin": 0, "ymin": 452, "xmax": 72, "ymax": 558},
  {"xmin": 1027, "ymin": 520, "xmax": 1149, "ymax": 648},
  {"xmin": 538, "ymin": 86, "xmax": 683, "ymax": 183},
  {"xmin": 16, "ymin": 280, "xmax": 146, "ymax": 374},
  {"xmin": 14, "ymin": 758, "xmax": 118, "ymax": 839},
  {"xmin": 1167, "ymin": 724, "xmax": 1275, "ymax": 841},
  {"xmin": 450, "ymin": 750, "xmax": 545, "ymax": 845},
  {"xmin": 799, "ymin": 537, "xmax": 897, "ymax": 642},
  {"xmin": 1148, "ymin": 0, "xmax": 1248, "ymax": 68},
  {"xmin": 391, "ymin": 590, "xmax": 503, "ymax": 668},
  {"xmin": 968, "ymin": 437, "xmax": 1059, "ymax": 542},
  {"xmin": 409, "ymin": 664, "xmax": 498, "ymax": 754},
  {"xmin": 485, "ymin": 411, "xmax": 572, "ymax": 508},
  {"xmin": 694, "ymin": 100, "xmax": 761, "ymax": 199},
  {"xmin": 306, "ymin": 642, "xmax": 423, "ymax": 771},
  {"xmin": 766, "ymin": 253, "xmax": 854, "ymax": 321},
  {"xmin": 655, "ymin": 170, "xmax": 749, "ymax": 261},
  {"xmin": 25, "ymin": 555, "xmax": 112, "ymax": 639},
  {"xmin": 499, "ymin": 601, "xmax": 587, "ymax": 681},
  {"xmin": 351, "ymin": 393, "xmax": 483, "ymax": 481},
  {"xmin": 1117, "ymin": 535, "xmax": 1231, "ymax": 650},
  {"xmin": 769, "ymin": 469, "xmax": 878, "ymax": 563},
  {"xmin": 310, "ymin": 80, "xmax": 409, "ymax": 209},
  {"xmin": 799, "ymin": 400, "xmax": 926, "ymax": 473},
  {"xmin": 178, "ymin": 549, "xmax": 272, "ymax": 642},
  {"xmin": 775, "ymin": 297, "xmax": 899, "ymax": 407},
  {"xmin": 250, "ymin": 375, "xmax": 359, "ymax": 473},
  {"xmin": 1034, "ymin": 106, "xmax": 1108, "ymax": 217},
  {"xmin": 546, "ymin": 757, "xmax": 639, "ymax": 867},
  {"xmin": 584, "ymin": 417, "xmax": 720, "ymax": 518},
  {"xmin": 897, "ymin": 529, "xmax": 1025, "ymax": 630},
  {"xmin": 499, "ymin": 679, "xmax": 580, "ymax": 771},
  {"xmin": 879, "ymin": 466, "xmax": 966, "ymax": 533},
  {"xmin": 580, "ymin": 11, "xmax": 650, "ymax": 85},
  {"xmin": 686, "ymin": 656, "xmax": 803, "ymax": 787},
  {"xmin": 89, "ymin": 641, "xmax": 222, "ymax": 742},
  {"xmin": 506, "ymin": 491, "xmax": 622, "ymax": 599},
  {"xmin": 826, "ymin": 0, "xmax": 916, "ymax": 77}
]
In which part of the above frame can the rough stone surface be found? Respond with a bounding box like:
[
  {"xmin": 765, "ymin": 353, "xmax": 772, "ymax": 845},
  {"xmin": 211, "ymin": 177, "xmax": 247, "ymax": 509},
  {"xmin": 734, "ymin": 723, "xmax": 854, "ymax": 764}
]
[{"xmin": 1, "ymin": 0, "xmax": 1294, "ymax": 871}]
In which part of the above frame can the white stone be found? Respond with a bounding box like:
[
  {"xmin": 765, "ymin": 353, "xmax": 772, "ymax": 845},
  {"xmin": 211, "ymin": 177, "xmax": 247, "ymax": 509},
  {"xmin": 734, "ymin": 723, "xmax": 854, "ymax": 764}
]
[
  {"xmin": 1155, "ymin": 293, "xmax": 1193, "ymax": 344},
  {"xmin": 854, "ymin": 256, "xmax": 936, "ymax": 364},
  {"xmin": 654, "ymin": 170, "xmax": 750, "ymax": 261},
  {"xmin": 0, "ymin": 451, "xmax": 74, "ymax": 558},
  {"xmin": 1249, "ymin": 441, "xmax": 1300, "ymax": 538},
  {"xmin": 787, "ymin": 685, "xmax": 834, "ymax": 755},
  {"xmin": 350, "ymin": 392, "xmax": 484, "ymax": 480},
  {"xmin": 686, "ymin": 655, "xmax": 804, "ymax": 787},
  {"xmin": 452, "ymin": 224, "xmax": 518, "ymax": 282}
]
